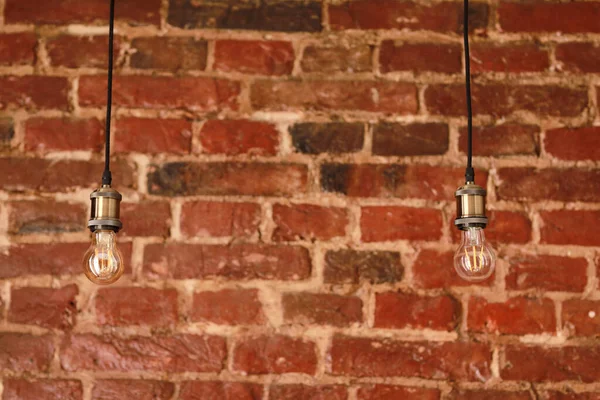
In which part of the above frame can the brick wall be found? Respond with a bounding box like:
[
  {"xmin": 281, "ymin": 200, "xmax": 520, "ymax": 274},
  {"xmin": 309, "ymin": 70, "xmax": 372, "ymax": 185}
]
[{"xmin": 0, "ymin": 0, "xmax": 599, "ymax": 399}]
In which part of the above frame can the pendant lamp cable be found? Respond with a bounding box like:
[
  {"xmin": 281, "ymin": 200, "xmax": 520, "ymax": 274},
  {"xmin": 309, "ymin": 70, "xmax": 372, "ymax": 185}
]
[
  {"xmin": 463, "ymin": 0, "xmax": 475, "ymax": 183},
  {"xmin": 102, "ymin": 0, "xmax": 116, "ymax": 186}
]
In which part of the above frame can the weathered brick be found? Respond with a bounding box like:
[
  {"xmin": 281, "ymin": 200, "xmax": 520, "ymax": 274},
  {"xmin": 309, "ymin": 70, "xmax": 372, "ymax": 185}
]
[
  {"xmin": 498, "ymin": 2, "xmax": 600, "ymax": 33},
  {"xmin": 143, "ymin": 243, "xmax": 311, "ymax": 280},
  {"xmin": 375, "ymin": 292, "xmax": 459, "ymax": 331},
  {"xmin": 562, "ymin": 300, "xmax": 600, "ymax": 336},
  {"xmin": 361, "ymin": 206, "xmax": 442, "ymax": 242},
  {"xmin": 380, "ymin": 41, "xmax": 462, "ymax": 73},
  {"xmin": 233, "ymin": 335, "xmax": 317, "ymax": 375},
  {"xmin": 251, "ymin": 80, "xmax": 417, "ymax": 114},
  {"xmin": 272, "ymin": 203, "xmax": 349, "ymax": 241},
  {"xmin": 9, "ymin": 285, "xmax": 78, "ymax": 329},
  {"xmin": 148, "ymin": 162, "xmax": 307, "ymax": 197},
  {"xmin": 324, "ymin": 250, "xmax": 403, "ymax": 284},
  {"xmin": 0, "ymin": 33, "xmax": 37, "ymax": 65},
  {"xmin": 471, "ymin": 42, "xmax": 549, "ymax": 73},
  {"xmin": 168, "ymin": 0, "xmax": 322, "ymax": 32},
  {"xmin": 192, "ymin": 289, "xmax": 265, "ymax": 325},
  {"xmin": 413, "ymin": 250, "xmax": 493, "ymax": 289},
  {"xmin": 47, "ymin": 35, "xmax": 120, "ymax": 68},
  {"xmin": 214, "ymin": 40, "xmax": 294, "ymax": 75},
  {"xmin": 331, "ymin": 335, "xmax": 491, "ymax": 380},
  {"xmin": 301, "ymin": 45, "xmax": 372, "ymax": 73},
  {"xmin": 120, "ymin": 201, "xmax": 171, "ymax": 237},
  {"xmin": 131, "ymin": 37, "xmax": 207, "ymax": 71},
  {"xmin": 556, "ymin": 42, "xmax": 600, "ymax": 73},
  {"xmin": 3, "ymin": 379, "xmax": 83, "ymax": 400},
  {"xmin": 282, "ymin": 293, "xmax": 363, "ymax": 326},
  {"xmin": 199, "ymin": 120, "xmax": 279, "ymax": 156},
  {"xmin": 95, "ymin": 288, "xmax": 178, "ymax": 327},
  {"xmin": 61, "ymin": 334, "xmax": 226, "ymax": 372},
  {"xmin": 458, "ymin": 124, "xmax": 539, "ymax": 156},
  {"xmin": 91, "ymin": 380, "xmax": 175, "ymax": 400},
  {"xmin": 372, "ymin": 122, "xmax": 449, "ymax": 156},
  {"xmin": 79, "ymin": 76, "xmax": 240, "ymax": 111},
  {"xmin": 24, "ymin": 118, "xmax": 104, "ymax": 152},
  {"xmin": 270, "ymin": 385, "xmax": 348, "ymax": 400},
  {"xmin": 8, "ymin": 200, "xmax": 86, "ymax": 234},
  {"xmin": 115, "ymin": 118, "xmax": 192, "ymax": 154},
  {"xmin": 179, "ymin": 381, "xmax": 263, "ymax": 400},
  {"xmin": 290, "ymin": 122, "xmax": 364, "ymax": 154},
  {"xmin": 540, "ymin": 210, "xmax": 600, "ymax": 246},
  {"xmin": 357, "ymin": 385, "xmax": 440, "ymax": 400},
  {"xmin": 506, "ymin": 255, "xmax": 588, "ymax": 292},
  {"xmin": 0, "ymin": 76, "xmax": 69, "ymax": 110},
  {"xmin": 545, "ymin": 126, "xmax": 600, "ymax": 161},
  {"xmin": 468, "ymin": 296, "xmax": 556, "ymax": 335},
  {"xmin": 0, "ymin": 333, "xmax": 54, "ymax": 372},
  {"xmin": 181, "ymin": 201, "xmax": 261, "ymax": 238},
  {"xmin": 447, "ymin": 389, "xmax": 531, "ymax": 400}
]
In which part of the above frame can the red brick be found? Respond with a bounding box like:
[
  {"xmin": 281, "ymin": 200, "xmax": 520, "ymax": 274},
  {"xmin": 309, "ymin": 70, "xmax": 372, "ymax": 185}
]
[
  {"xmin": 9, "ymin": 285, "xmax": 78, "ymax": 329},
  {"xmin": 120, "ymin": 201, "xmax": 171, "ymax": 237},
  {"xmin": 448, "ymin": 389, "xmax": 531, "ymax": 400},
  {"xmin": 148, "ymin": 162, "xmax": 307, "ymax": 197},
  {"xmin": 545, "ymin": 126, "xmax": 600, "ymax": 161},
  {"xmin": 200, "ymin": 119, "xmax": 279, "ymax": 156},
  {"xmin": 9, "ymin": 200, "xmax": 86, "ymax": 234},
  {"xmin": 413, "ymin": 250, "xmax": 493, "ymax": 289},
  {"xmin": 372, "ymin": 123, "xmax": 449, "ymax": 156},
  {"xmin": 0, "ymin": 333, "xmax": 54, "ymax": 372},
  {"xmin": 179, "ymin": 381, "xmax": 263, "ymax": 400},
  {"xmin": 233, "ymin": 335, "xmax": 317, "ymax": 375},
  {"xmin": 541, "ymin": 392, "xmax": 600, "ymax": 400},
  {"xmin": 498, "ymin": 2, "xmax": 600, "ymax": 33},
  {"xmin": 380, "ymin": 41, "xmax": 461, "ymax": 73},
  {"xmin": 46, "ymin": 35, "xmax": 120, "ymax": 68},
  {"xmin": 180, "ymin": 201, "xmax": 261, "ymax": 238},
  {"xmin": 5, "ymin": 0, "xmax": 161, "ymax": 25},
  {"xmin": 501, "ymin": 345, "xmax": 600, "ymax": 382},
  {"xmin": 324, "ymin": 250, "xmax": 403, "ymax": 284},
  {"xmin": 471, "ymin": 42, "xmax": 549, "ymax": 73},
  {"xmin": 251, "ymin": 80, "xmax": 417, "ymax": 114},
  {"xmin": 115, "ymin": 118, "xmax": 192, "ymax": 154},
  {"xmin": 143, "ymin": 243, "xmax": 311, "ymax": 280},
  {"xmin": 92, "ymin": 380, "xmax": 175, "ymax": 400},
  {"xmin": 215, "ymin": 40, "xmax": 294, "ymax": 75},
  {"xmin": 131, "ymin": 37, "xmax": 207, "ymax": 71},
  {"xmin": 375, "ymin": 292, "xmax": 459, "ymax": 331},
  {"xmin": 556, "ymin": 42, "xmax": 600, "ymax": 73},
  {"xmin": 0, "ymin": 33, "xmax": 37, "ymax": 65},
  {"xmin": 95, "ymin": 287, "xmax": 178, "ymax": 327},
  {"xmin": 468, "ymin": 296, "xmax": 556, "ymax": 335},
  {"xmin": 322, "ymin": 164, "xmax": 485, "ymax": 200},
  {"xmin": 24, "ymin": 118, "xmax": 104, "ymax": 152},
  {"xmin": 0, "ymin": 158, "xmax": 136, "ymax": 192},
  {"xmin": 458, "ymin": 124, "xmax": 539, "ymax": 156},
  {"xmin": 357, "ymin": 385, "xmax": 440, "ymax": 400},
  {"xmin": 562, "ymin": 300, "xmax": 600, "ymax": 336},
  {"xmin": 272, "ymin": 203, "xmax": 348, "ymax": 241},
  {"xmin": 0, "ymin": 76, "xmax": 69, "ymax": 110},
  {"xmin": 329, "ymin": 1, "xmax": 488, "ymax": 32},
  {"xmin": 79, "ymin": 76, "xmax": 240, "ymax": 112},
  {"xmin": 361, "ymin": 206, "xmax": 442, "ymax": 242},
  {"xmin": 61, "ymin": 334, "xmax": 226, "ymax": 372},
  {"xmin": 506, "ymin": 255, "xmax": 588, "ymax": 292},
  {"xmin": 282, "ymin": 293, "xmax": 363, "ymax": 327},
  {"xmin": 270, "ymin": 385, "xmax": 348, "ymax": 400},
  {"xmin": 425, "ymin": 84, "xmax": 588, "ymax": 117},
  {"xmin": 331, "ymin": 335, "xmax": 491, "ymax": 380},
  {"xmin": 3, "ymin": 379, "xmax": 83, "ymax": 400},
  {"xmin": 497, "ymin": 168, "xmax": 600, "ymax": 202},
  {"xmin": 301, "ymin": 45, "xmax": 372, "ymax": 73},
  {"xmin": 192, "ymin": 289, "xmax": 265, "ymax": 325},
  {"xmin": 541, "ymin": 210, "xmax": 600, "ymax": 246}
]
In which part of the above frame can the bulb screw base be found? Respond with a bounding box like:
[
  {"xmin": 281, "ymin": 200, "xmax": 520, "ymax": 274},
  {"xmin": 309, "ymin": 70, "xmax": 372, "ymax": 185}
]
[
  {"xmin": 455, "ymin": 182, "xmax": 488, "ymax": 230},
  {"xmin": 88, "ymin": 185, "xmax": 122, "ymax": 232}
]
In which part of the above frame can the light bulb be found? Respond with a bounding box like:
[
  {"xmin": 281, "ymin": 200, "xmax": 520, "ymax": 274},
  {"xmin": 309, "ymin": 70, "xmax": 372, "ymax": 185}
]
[
  {"xmin": 82, "ymin": 230, "xmax": 124, "ymax": 285},
  {"xmin": 453, "ymin": 227, "xmax": 496, "ymax": 281}
]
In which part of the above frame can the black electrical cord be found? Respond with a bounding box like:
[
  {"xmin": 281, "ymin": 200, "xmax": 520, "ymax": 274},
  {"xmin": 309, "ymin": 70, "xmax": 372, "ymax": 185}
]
[
  {"xmin": 102, "ymin": 0, "xmax": 116, "ymax": 186},
  {"xmin": 463, "ymin": 0, "xmax": 475, "ymax": 183}
]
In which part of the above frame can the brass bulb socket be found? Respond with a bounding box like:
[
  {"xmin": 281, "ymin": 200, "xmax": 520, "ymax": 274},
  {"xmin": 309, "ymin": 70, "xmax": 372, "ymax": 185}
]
[
  {"xmin": 88, "ymin": 185, "xmax": 122, "ymax": 232},
  {"xmin": 455, "ymin": 182, "xmax": 488, "ymax": 230}
]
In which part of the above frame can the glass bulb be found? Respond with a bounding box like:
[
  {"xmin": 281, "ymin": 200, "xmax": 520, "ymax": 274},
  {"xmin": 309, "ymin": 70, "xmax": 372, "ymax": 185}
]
[
  {"xmin": 453, "ymin": 227, "xmax": 496, "ymax": 282},
  {"xmin": 82, "ymin": 230, "xmax": 124, "ymax": 285}
]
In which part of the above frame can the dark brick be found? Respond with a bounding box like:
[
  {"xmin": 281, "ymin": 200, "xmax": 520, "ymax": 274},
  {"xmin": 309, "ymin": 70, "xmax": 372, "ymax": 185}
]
[
  {"xmin": 168, "ymin": 0, "xmax": 322, "ymax": 32},
  {"xmin": 324, "ymin": 250, "xmax": 403, "ymax": 284},
  {"xmin": 0, "ymin": 118, "xmax": 14, "ymax": 145},
  {"xmin": 130, "ymin": 37, "xmax": 207, "ymax": 71},
  {"xmin": 290, "ymin": 122, "xmax": 364, "ymax": 154},
  {"xmin": 372, "ymin": 122, "xmax": 449, "ymax": 156}
]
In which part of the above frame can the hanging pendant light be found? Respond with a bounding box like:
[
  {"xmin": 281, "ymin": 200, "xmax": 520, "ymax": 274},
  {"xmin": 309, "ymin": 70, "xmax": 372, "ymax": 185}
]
[
  {"xmin": 82, "ymin": 0, "xmax": 125, "ymax": 285},
  {"xmin": 453, "ymin": 0, "xmax": 496, "ymax": 282}
]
